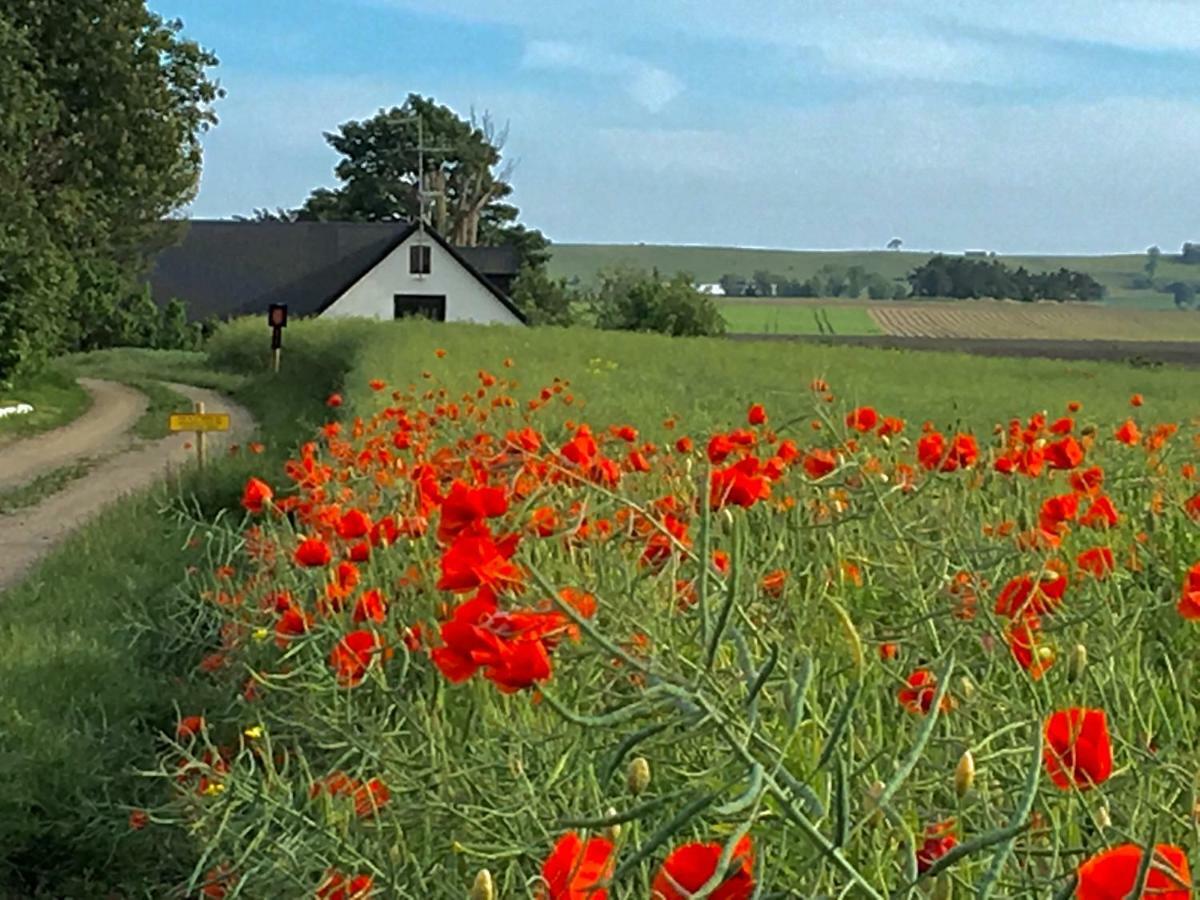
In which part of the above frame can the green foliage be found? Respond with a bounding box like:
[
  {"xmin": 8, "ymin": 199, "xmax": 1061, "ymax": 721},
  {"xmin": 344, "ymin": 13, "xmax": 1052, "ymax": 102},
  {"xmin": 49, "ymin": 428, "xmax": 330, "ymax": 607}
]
[
  {"xmin": 1181, "ymin": 242, "xmax": 1200, "ymax": 264},
  {"xmin": 1165, "ymin": 281, "xmax": 1196, "ymax": 309},
  {"xmin": 293, "ymin": 94, "xmax": 548, "ymax": 270},
  {"xmin": 908, "ymin": 254, "xmax": 1105, "ymax": 301},
  {"xmin": 0, "ymin": 2, "xmax": 221, "ymax": 380},
  {"xmin": 1145, "ymin": 245, "xmax": 1161, "ymax": 280},
  {"xmin": 510, "ymin": 264, "xmax": 576, "ymax": 326},
  {"xmin": 591, "ymin": 269, "xmax": 727, "ymax": 336}
]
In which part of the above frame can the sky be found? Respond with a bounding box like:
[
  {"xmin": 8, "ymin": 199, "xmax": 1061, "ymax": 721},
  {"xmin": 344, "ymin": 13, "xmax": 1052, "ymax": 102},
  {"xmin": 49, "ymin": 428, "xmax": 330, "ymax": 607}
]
[{"xmin": 152, "ymin": 0, "xmax": 1200, "ymax": 254}]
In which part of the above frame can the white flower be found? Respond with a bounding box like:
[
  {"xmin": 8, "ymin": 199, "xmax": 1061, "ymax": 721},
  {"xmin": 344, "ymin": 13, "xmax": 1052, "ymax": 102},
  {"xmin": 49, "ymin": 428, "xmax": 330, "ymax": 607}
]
[{"xmin": 0, "ymin": 403, "xmax": 34, "ymax": 419}]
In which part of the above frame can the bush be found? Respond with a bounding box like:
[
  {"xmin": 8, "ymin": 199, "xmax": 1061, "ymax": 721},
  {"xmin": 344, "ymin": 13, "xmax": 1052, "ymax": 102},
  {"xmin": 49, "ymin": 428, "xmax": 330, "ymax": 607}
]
[
  {"xmin": 510, "ymin": 264, "xmax": 576, "ymax": 326},
  {"xmin": 591, "ymin": 268, "xmax": 727, "ymax": 336}
]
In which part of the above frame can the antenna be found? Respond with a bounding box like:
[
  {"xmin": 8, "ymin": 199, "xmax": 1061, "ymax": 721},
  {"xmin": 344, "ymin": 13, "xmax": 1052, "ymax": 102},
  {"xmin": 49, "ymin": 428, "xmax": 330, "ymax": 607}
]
[{"xmin": 414, "ymin": 117, "xmax": 453, "ymax": 236}]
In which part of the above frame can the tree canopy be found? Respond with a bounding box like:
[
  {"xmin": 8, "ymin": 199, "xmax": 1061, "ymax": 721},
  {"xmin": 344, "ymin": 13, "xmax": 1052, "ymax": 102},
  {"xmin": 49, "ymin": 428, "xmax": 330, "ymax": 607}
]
[
  {"xmin": 292, "ymin": 94, "xmax": 549, "ymax": 269},
  {"xmin": 0, "ymin": 1, "xmax": 220, "ymax": 380},
  {"xmin": 908, "ymin": 255, "xmax": 1104, "ymax": 302}
]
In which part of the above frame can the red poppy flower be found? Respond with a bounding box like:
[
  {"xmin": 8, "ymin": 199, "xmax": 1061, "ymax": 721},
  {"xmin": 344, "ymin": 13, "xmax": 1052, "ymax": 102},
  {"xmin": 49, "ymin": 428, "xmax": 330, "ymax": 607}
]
[
  {"xmin": 747, "ymin": 403, "xmax": 767, "ymax": 426},
  {"xmin": 707, "ymin": 433, "xmax": 736, "ymax": 464},
  {"xmin": 917, "ymin": 432, "xmax": 945, "ymax": 470},
  {"xmin": 1114, "ymin": 419, "xmax": 1141, "ymax": 446},
  {"xmin": 177, "ymin": 715, "xmax": 205, "ymax": 739},
  {"xmin": 1130, "ymin": 393, "xmax": 1144, "ymax": 407},
  {"xmin": 915, "ymin": 820, "xmax": 958, "ymax": 874},
  {"xmin": 316, "ymin": 870, "xmax": 374, "ymax": 900},
  {"xmin": 1043, "ymin": 707, "xmax": 1113, "ymax": 790},
  {"xmin": 897, "ymin": 668, "xmax": 950, "ymax": 715},
  {"xmin": 352, "ymin": 588, "xmax": 388, "ymax": 624},
  {"xmin": 329, "ymin": 630, "xmax": 384, "ymax": 688},
  {"xmin": 1044, "ymin": 436, "xmax": 1084, "ymax": 470},
  {"xmin": 1038, "ymin": 493, "xmax": 1079, "ymax": 535},
  {"xmin": 538, "ymin": 831, "xmax": 615, "ymax": 900},
  {"xmin": 1076, "ymin": 546, "xmax": 1115, "ymax": 579},
  {"xmin": 295, "ymin": 537, "xmax": 332, "ymax": 568},
  {"xmin": 275, "ymin": 605, "xmax": 313, "ymax": 648},
  {"xmin": 760, "ymin": 569, "xmax": 787, "ymax": 598},
  {"xmin": 710, "ymin": 458, "xmax": 770, "ymax": 509},
  {"xmin": 326, "ymin": 393, "xmax": 343, "ymax": 408},
  {"xmin": 1005, "ymin": 613, "xmax": 1054, "ymax": 679},
  {"xmin": 993, "ymin": 567, "xmax": 1068, "ymax": 618},
  {"xmin": 351, "ymin": 777, "xmax": 390, "ymax": 818},
  {"xmin": 845, "ymin": 406, "xmax": 878, "ymax": 433},
  {"xmin": 430, "ymin": 594, "xmax": 562, "ymax": 693},
  {"xmin": 240, "ymin": 477, "xmax": 273, "ymax": 514},
  {"xmin": 336, "ymin": 508, "xmax": 372, "ymax": 540},
  {"xmin": 674, "ymin": 436, "xmax": 694, "ymax": 454},
  {"xmin": 802, "ymin": 449, "xmax": 837, "ymax": 479},
  {"xmin": 877, "ymin": 416, "xmax": 905, "ymax": 437},
  {"xmin": 1178, "ymin": 561, "xmax": 1200, "ymax": 620},
  {"xmin": 1076, "ymin": 844, "xmax": 1190, "ymax": 900},
  {"xmin": 1070, "ymin": 465, "xmax": 1104, "ymax": 495},
  {"xmin": 652, "ymin": 834, "xmax": 754, "ymax": 900},
  {"xmin": 437, "ymin": 480, "xmax": 509, "ymax": 544},
  {"xmin": 436, "ymin": 528, "xmax": 523, "ymax": 598},
  {"xmin": 1080, "ymin": 495, "xmax": 1119, "ymax": 529}
]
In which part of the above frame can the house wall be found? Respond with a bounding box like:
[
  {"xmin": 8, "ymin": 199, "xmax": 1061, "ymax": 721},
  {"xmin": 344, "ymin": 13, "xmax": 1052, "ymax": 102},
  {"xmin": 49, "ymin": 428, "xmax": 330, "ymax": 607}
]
[{"xmin": 321, "ymin": 231, "xmax": 523, "ymax": 324}]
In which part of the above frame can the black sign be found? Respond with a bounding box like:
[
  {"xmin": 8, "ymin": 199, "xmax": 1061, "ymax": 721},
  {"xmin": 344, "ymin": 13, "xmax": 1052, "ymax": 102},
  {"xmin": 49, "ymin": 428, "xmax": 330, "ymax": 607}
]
[{"xmin": 268, "ymin": 303, "xmax": 288, "ymax": 328}]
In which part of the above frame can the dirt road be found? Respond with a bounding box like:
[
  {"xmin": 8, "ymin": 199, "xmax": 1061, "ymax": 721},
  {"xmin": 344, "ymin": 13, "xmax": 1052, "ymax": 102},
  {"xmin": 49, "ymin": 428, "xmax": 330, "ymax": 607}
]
[
  {"xmin": 0, "ymin": 378, "xmax": 147, "ymax": 492},
  {"xmin": 0, "ymin": 380, "xmax": 255, "ymax": 594}
]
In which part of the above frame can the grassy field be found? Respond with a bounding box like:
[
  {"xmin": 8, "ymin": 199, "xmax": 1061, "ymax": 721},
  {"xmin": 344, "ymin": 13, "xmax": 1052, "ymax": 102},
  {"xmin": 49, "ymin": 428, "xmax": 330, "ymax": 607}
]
[
  {"xmin": 130, "ymin": 319, "xmax": 1200, "ymax": 896},
  {"xmin": 549, "ymin": 244, "xmax": 1200, "ymax": 310},
  {"xmin": 716, "ymin": 301, "xmax": 882, "ymax": 335},
  {"xmin": 0, "ymin": 366, "xmax": 91, "ymax": 445}
]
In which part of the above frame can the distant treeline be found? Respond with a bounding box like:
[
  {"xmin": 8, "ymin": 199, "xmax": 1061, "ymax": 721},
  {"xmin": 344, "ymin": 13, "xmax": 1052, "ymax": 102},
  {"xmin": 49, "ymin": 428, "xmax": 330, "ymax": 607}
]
[
  {"xmin": 716, "ymin": 255, "xmax": 1106, "ymax": 303},
  {"xmin": 908, "ymin": 255, "xmax": 1105, "ymax": 302}
]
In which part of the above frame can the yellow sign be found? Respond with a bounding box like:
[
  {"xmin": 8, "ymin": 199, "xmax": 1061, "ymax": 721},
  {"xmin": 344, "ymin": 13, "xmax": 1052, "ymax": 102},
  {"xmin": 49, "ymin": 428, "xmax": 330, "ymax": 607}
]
[{"xmin": 169, "ymin": 412, "xmax": 230, "ymax": 432}]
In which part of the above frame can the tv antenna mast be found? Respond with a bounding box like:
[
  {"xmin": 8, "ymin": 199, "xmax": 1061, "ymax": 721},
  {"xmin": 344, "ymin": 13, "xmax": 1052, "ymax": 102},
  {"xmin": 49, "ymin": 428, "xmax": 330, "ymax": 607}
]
[{"xmin": 415, "ymin": 117, "xmax": 453, "ymax": 236}]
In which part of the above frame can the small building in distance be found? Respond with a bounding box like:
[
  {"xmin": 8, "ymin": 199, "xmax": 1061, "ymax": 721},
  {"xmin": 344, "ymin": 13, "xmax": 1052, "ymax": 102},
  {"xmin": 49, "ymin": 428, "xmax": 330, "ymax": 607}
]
[{"xmin": 146, "ymin": 220, "xmax": 526, "ymax": 325}]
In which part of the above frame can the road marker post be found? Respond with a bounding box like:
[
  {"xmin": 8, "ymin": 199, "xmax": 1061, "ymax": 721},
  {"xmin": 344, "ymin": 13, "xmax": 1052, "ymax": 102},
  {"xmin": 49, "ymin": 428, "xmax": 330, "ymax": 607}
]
[
  {"xmin": 168, "ymin": 406, "xmax": 231, "ymax": 471},
  {"xmin": 268, "ymin": 303, "xmax": 288, "ymax": 373}
]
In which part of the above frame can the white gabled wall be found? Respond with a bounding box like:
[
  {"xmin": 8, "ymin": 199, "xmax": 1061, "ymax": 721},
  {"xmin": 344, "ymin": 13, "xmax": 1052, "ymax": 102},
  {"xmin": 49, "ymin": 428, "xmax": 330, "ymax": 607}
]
[{"xmin": 321, "ymin": 231, "xmax": 523, "ymax": 325}]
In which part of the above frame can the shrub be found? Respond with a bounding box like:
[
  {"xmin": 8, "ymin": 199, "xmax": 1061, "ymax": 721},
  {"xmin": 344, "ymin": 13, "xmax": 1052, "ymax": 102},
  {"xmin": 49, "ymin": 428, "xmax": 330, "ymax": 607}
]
[
  {"xmin": 510, "ymin": 264, "xmax": 576, "ymax": 326},
  {"xmin": 591, "ymin": 268, "xmax": 726, "ymax": 336}
]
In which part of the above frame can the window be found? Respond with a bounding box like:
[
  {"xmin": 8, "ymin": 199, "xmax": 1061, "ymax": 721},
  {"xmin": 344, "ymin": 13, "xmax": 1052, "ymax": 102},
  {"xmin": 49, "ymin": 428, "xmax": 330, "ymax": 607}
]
[
  {"xmin": 409, "ymin": 244, "xmax": 431, "ymax": 275},
  {"xmin": 394, "ymin": 294, "xmax": 446, "ymax": 321}
]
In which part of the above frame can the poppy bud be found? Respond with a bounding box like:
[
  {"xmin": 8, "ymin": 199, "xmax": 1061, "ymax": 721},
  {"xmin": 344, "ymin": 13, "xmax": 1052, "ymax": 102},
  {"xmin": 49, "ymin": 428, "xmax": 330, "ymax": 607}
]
[
  {"xmin": 603, "ymin": 807, "xmax": 621, "ymax": 843},
  {"xmin": 865, "ymin": 779, "xmax": 886, "ymax": 824},
  {"xmin": 1080, "ymin": 424, "xmax": 1097, "ymax": 438},
  {"xmin": 626, "ymin": 757, "xmax": 651, "ymax": 796},
  {"xmin": 470, "ymin": 869, "xmax": 494, "ymax": 900},
  {"xmin": 1067, "ymin": 643, "xmax": 1087, "ymax": 682},
  {"xmin": 955, "ymin": 750, "xmax": 975, "ymax": 797},
  {"xmin": 1096, "ymin": 805, "xmax": 1111, "ymax": 829},
  {"xmin": 958, "ymin": 675, "xmax": 976, "ymax": 701}
]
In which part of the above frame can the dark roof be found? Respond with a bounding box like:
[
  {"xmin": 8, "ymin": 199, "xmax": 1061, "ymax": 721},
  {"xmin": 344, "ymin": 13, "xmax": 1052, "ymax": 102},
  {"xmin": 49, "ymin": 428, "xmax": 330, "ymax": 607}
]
[
  {"xmin": 146, "ymin": 220, "xmax": 525, "ymax": 323},
  {"xmin": 456, "ymin": 245, "xmax": 520, "ymax": 276}
]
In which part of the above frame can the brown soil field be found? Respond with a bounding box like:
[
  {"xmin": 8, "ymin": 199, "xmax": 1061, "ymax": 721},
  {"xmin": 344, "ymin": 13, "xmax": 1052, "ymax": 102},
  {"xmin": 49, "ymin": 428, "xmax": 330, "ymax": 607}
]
[{"xmin": 867, "ymin": 300, "xmax": 1200, "ymax": 341}]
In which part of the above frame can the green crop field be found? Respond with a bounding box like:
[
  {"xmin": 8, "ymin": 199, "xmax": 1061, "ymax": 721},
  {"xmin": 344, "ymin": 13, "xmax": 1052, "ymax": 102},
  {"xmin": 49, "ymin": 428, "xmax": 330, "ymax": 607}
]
[
  {"xmin": 716, "ymin": 301, "xmax": 882, "ymax": 335},
  {"xmin": 549, "ymin": 244, "xmax": 1200, "ymax": 310}
]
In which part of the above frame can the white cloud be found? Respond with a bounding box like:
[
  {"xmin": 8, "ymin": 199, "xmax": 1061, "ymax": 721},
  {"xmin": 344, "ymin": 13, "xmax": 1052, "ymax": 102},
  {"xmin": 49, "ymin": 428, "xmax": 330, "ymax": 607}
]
[{"xmin": 520, "ymin": 40, "xmax": 683, "ymax": 112}]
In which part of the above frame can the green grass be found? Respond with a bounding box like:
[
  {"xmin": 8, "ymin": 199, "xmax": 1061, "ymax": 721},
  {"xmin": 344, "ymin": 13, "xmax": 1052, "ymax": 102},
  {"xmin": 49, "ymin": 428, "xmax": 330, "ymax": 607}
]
[
  {"xmin": 717, "ymin": 301, "xmax": 882, "ymax": 335},
  {"xmin": 0, "ymin": 319, "xmax": 378, "ymax": 896},
  {"xmin": 0, "ymin": 366, "xmax": 91, "ymax": 445},
  {"xmin": 549, "ymin": 244, "xmax": 1200, "ymax": 310},
  {"xmin": 0, "ymin": 458, "xmax": 100, "ymax": 514},
  {"xmin": 350, "ymin": 321, "xmax": 1200, "ymax": 437}
]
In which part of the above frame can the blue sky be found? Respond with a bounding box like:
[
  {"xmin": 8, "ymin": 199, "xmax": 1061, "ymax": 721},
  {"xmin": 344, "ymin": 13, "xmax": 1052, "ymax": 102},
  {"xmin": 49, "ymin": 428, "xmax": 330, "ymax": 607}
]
[{"xmin": 153, "ymin": 0, "xmax": 1200, "ymax": 253}]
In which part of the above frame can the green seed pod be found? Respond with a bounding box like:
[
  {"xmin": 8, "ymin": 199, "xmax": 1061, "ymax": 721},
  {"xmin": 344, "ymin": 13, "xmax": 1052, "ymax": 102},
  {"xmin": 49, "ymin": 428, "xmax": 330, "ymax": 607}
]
[
  {"xmin": 627, "ymin": 757, "xmax": 651, "ymax": 796},
  {"xmin": 865, "ymin": 779, "xmax": 886, "ymax": 824},
  {"xmin": 1067, "ymin": 643, "xmax": 1087, "ymax": 682},
  {"xmin": 955, "ymin": 750, "xmax": 975, "ymax": 798},
  {"xmin": 469, "ymin": 869, "xmax": 494, "ymax": 900}
]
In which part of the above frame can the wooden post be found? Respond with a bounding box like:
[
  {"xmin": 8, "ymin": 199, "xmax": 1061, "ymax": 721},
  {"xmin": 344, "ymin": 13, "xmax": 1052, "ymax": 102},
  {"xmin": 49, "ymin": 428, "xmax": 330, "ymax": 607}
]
[
  {"xmin": 272, "ymin": 346, "xmax": 281, "ymax": 374},
  {"xmin": 195, "ymin": 400, "xmax": 206, "ymax": 470}
]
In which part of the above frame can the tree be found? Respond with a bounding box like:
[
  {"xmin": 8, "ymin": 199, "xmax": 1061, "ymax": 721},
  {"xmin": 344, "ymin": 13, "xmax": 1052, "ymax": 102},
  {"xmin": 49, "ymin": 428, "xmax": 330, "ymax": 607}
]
[
  {"xmin": 1145, "ymin": 245, "xmax": 1162, "ymax": 280},
  {"xmin": 887, "ymin": 237, "xmax": 903, "ymax": 251},
  {"xmin": 237, "ymin": 207, "xmax": 301, "ymax": 223},
  {"xmin": 294, "ymin": 95, "xmax": 548, "ymax": 269},
  {"xmin": 1182, "ymin": 242, "xmax": 1200, "ymax": 264},
  {"xmin": 0, "ymin": 2, "xmax": 220, "ymax": 380},
  {"xmin": 752, "ymin": 270, "xmax": 775, "ymax": 297},
  {"xmin": 591, "ymin": 269, "xmax": 726, "ymax": 337},
  {"xmin": 1166, "ymin": 281, "xmax": 1196, "ymax": 309},
  {"xmin": 510, "ymin": 265, "xmax": 575, "ymax": 326}
]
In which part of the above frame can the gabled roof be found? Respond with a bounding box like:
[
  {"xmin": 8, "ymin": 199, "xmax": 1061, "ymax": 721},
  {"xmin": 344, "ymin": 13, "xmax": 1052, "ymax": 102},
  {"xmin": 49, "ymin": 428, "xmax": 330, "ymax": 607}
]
[{"xmin": 146, "ymin": 219, "xmax": 526, "ymax": 323}]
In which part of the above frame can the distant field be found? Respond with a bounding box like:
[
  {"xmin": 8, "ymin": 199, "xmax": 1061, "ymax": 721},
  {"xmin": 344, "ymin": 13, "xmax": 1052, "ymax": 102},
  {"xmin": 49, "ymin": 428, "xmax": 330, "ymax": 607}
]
[
  {"xmin": 716, "ymin": 302, "xmax": 881, "ymax": 335},
  {"xmin": 717, "ymin": 298, "xmax": 1200, "ymax": 341},
  {"xmin": 549, "ymin": 244, "xmax": 1200, "ymax": 310}
]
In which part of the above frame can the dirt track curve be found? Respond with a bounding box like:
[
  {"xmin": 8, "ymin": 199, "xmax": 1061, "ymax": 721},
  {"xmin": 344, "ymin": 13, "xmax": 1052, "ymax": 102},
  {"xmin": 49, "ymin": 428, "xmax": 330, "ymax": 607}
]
[{"xmin": 0, "ymin": 380, "xmax": 255, "ymax": 594}]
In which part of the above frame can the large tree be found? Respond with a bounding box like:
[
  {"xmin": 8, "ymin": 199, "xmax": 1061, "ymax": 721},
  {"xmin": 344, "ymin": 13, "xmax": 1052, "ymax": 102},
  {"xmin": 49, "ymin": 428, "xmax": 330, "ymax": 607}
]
[
  {"xmin": 0, "ymin": 2, "xmax": 220, "ymax": 380},
  {"xmin": 296, "ymin": 94, "xmax": 548, "ymax": 266}
]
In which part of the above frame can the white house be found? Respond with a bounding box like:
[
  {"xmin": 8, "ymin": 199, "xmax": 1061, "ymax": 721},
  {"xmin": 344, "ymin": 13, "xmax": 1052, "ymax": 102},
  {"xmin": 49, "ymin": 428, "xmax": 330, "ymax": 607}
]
[
  {"xmin": 147, "ymin": 220, "xmax": 526, "ymax": 325},
  {"xmin": 696, "ymin": 282, "xmax": 726, "ymax": 296}
]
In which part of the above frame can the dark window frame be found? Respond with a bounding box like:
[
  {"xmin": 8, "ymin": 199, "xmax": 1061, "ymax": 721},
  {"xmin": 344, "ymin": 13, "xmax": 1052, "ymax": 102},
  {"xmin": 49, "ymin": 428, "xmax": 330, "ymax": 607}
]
[
  {"xmin": 394, "ymin": 293, "xmax": 446, "ymax": 322},
  {"xmin": 409, "ymin": 244, "xmax": 432, "ymax": 275}
]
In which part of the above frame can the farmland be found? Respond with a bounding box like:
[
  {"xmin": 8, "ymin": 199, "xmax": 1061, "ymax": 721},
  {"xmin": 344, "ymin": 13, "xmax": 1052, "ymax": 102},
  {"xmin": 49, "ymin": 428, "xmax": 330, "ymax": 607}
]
[
  {"xmin": 549, "ymin": 244, "xmax": 1200, "ymax": 310},
  {"xmin": 3, "ymin": 320, "xmax": 1200, "ymax": 897},
  {"xmin": 718, "ymin": 298, "xmax": 1200, "ymax": 342}
]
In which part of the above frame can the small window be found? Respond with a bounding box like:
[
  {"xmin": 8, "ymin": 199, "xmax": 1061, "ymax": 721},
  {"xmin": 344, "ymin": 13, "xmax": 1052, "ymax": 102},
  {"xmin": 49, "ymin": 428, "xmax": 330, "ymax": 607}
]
[{"xmin": 409, "ymin": 244, "xmax": 431, "ymax": 275}]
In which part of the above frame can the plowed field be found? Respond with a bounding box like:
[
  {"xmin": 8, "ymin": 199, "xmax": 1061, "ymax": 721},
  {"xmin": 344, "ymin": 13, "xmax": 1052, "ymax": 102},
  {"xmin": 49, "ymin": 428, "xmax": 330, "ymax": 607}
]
[{"xmin": 869, "ymin": 301, "xmax": 1200, "ymax": 341}]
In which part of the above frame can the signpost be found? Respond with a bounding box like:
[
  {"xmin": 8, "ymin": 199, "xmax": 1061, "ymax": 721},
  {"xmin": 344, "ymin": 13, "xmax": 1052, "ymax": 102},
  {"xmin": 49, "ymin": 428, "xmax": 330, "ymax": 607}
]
[
  {"xmin": 268, "ymin": 303, "xmax": 288, "ymax": 373},
  {"xmin": 168, "ymin": 401, "xmax": 230, "ymax": 470}
]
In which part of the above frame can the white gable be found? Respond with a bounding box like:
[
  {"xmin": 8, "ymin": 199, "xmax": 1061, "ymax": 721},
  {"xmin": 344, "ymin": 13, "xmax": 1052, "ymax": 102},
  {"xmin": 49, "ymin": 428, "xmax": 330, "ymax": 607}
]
[{"xmin": 321, "ymin": 230, "xmax": 523, "ymax": 325}]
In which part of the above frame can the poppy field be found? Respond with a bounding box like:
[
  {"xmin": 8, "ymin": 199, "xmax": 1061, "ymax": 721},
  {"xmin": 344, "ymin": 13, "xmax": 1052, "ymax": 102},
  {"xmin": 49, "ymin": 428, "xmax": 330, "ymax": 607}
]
[{"xmin": 137, "ymin": 322, "xmax": 1199, "ymax": 898}]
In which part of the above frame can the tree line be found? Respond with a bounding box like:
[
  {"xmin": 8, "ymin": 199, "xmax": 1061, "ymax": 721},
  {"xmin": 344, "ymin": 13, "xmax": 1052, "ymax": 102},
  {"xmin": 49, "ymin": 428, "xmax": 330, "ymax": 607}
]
[
  {"xmin": 718, "ymin": 267, "xmax": 908, "ymax": 300},
  {"xmin": 907, "ymin": 256, "xmax": 1105, "ymax": 302},
  {"xmin": 0, "ymin": 1, "xmax": 222, "ymax": 384}
]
